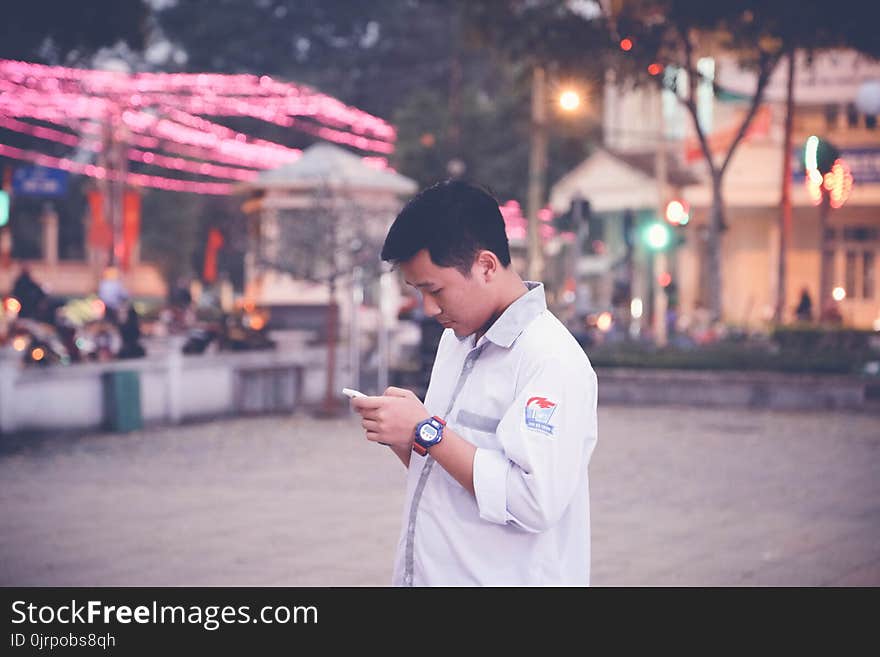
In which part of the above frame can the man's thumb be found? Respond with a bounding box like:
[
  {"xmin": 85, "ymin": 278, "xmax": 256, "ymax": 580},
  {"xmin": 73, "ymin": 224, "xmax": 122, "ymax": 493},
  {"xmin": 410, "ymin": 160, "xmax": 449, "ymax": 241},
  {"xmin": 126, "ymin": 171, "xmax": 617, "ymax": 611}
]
[{"xmin": 384, "ymin": 386, "xmax": 414, "ymax": 398}]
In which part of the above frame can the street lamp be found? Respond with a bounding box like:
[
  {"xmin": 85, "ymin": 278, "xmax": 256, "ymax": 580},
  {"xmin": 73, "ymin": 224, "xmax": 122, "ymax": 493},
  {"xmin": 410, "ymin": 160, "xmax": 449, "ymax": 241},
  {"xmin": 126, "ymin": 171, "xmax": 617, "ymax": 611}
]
[
  {"xmin": 528, "ymin": 70, "xmax": 590, "ymax": 283},
  {"xmin": 559, "ymin": 90, "xmax": 581, "ymax": 112},
  {"xmin": 527, "ymin": 65, "xmax": 548, "ymax": 283}
]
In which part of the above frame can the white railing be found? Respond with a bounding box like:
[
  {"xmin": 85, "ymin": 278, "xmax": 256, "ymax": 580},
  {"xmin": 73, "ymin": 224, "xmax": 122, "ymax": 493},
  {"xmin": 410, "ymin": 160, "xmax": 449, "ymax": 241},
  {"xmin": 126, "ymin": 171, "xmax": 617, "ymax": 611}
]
[{"xmin": 0, "ymin": 337, "xmax": 313, "ymax": 434}]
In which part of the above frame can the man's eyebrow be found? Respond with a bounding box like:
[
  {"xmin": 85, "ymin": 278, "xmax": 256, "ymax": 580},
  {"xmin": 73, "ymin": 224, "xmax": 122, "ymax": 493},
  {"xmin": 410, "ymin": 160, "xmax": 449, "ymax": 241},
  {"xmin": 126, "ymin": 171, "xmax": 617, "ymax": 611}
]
[{"xmin": 404, "ymin": 280, "xmax": 437, "ymax": 289}]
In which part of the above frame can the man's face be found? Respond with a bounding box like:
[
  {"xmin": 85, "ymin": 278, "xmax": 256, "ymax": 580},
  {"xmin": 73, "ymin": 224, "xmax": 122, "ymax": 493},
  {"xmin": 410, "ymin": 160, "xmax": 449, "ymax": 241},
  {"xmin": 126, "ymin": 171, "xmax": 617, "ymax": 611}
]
[{"xmin": 399, "ymin": 249, "xmax": 493, "ymax": 338}]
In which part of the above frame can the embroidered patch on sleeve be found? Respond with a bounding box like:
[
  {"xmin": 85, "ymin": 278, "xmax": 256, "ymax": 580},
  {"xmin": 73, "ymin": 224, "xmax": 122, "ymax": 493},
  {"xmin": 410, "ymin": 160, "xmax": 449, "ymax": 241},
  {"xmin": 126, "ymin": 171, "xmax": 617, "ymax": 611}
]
[{"xmin": 524, "ymin": 396, "xmax": 558, "ymax": 435}]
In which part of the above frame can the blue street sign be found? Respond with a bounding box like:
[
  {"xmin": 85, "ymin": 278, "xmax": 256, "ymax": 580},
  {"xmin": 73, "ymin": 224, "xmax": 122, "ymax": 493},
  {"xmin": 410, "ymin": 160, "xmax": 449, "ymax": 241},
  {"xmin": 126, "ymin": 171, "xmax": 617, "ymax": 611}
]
[
  {"xmin": 12, "ymin": 166, "xmax": 69, "ymax": 197},
  {"xmin": 839, "ymin": 148, "xmax": 880, "ymax": 183}
]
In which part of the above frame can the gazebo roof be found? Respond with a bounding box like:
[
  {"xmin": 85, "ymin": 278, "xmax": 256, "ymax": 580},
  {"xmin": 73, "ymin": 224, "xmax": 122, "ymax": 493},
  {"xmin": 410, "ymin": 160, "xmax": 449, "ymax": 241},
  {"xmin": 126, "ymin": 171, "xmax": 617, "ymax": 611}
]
[{"xmin": 245, "ymin": 142, "xmax": 417, "ymax": 195}]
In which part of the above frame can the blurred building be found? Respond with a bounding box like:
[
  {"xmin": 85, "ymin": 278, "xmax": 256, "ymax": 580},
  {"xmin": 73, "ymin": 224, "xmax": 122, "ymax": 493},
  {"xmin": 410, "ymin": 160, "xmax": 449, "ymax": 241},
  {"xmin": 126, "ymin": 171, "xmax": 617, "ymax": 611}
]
[
  {"xmin": 237, "ymin": 143, "xmax": 417, "ymax": 394},
  {"xmin": 550, "ymin": 49, "xmax": 880, "ymax": 330},
  {"xmin": 0, "ymin": 198, "xmax": 166, "ymax": 303},
  {"xmin": 238, "ymin": 143, "xmax": 416, "ymax": 313}
]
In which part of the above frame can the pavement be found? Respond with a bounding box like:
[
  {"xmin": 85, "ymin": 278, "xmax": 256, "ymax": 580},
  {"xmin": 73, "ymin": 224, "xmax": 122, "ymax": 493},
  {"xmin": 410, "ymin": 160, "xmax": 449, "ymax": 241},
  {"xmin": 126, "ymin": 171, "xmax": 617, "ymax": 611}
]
[{"xmin": 1, "ymin": 404, "xmax": 878, "ymax": 586}]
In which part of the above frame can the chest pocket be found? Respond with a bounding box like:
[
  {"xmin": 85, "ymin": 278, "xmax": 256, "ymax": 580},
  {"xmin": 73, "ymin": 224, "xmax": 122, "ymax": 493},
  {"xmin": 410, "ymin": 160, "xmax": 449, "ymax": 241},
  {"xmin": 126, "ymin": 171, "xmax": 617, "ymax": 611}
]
[{"xmin": 455, "ymin": 409, "xmax": 502, "ymax": 450}]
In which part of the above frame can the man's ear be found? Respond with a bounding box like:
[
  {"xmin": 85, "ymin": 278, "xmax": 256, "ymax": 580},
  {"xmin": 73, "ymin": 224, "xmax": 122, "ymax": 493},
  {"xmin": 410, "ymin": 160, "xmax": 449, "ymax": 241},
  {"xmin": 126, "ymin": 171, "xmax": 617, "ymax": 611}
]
[{"xmin": 474, "ymin": 250, "xmax": 499, "ymax": 282}]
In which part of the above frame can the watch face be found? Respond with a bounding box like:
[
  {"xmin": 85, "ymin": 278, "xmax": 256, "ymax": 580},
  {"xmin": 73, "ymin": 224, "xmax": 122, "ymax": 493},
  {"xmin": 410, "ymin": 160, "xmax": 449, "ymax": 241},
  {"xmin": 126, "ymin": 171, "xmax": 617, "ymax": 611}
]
[{"xmin": 419, "ymin": 424, "xmax": 439, "ymax": 442}]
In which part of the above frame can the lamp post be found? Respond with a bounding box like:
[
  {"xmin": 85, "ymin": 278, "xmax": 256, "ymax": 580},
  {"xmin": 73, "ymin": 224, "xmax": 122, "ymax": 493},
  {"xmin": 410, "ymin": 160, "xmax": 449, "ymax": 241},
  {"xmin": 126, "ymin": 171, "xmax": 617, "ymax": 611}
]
[
  {"xmin": 528, "ymin": 72, "xmax": 589, "ymax": 285},
  {"xmin": 527, "ymin": 65, "xmax": 548, "ymax": 283}
]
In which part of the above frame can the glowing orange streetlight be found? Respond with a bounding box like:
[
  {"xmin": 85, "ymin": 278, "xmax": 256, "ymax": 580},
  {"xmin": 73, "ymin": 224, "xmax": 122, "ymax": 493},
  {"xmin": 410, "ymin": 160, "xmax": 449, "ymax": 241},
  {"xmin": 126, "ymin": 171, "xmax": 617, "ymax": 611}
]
[{"xmin": 559, "ymin": 90, "xmax": 581, "ymax": 112}]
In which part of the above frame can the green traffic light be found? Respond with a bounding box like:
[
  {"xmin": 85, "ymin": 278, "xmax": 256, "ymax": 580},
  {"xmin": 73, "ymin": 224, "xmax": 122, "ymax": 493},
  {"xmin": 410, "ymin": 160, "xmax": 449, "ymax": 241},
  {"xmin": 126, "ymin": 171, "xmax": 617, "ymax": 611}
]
[
  {"xmin": 643, "ymin": 221, "xmax": 671, "ymax": 251},
  {"xmin": 803, "ymin": 135, "xmax": 840, "ymax": 175},
  {"xmin": 0, "ymin": 191, "xmax": 9, "ymax": 227}
]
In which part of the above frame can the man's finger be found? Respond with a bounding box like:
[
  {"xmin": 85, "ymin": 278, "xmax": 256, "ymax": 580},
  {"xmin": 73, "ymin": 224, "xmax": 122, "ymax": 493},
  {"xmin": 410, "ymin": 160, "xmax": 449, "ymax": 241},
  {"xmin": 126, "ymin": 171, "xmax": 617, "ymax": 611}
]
[
  {"xmin": 361, "ymin": 419, "xmax": 379, "ymax": 431},
  {"xmin": 351, "ymin": 395, "xmax": 384, "ymax": 412},
  {"xmin": 384, "ymin": 386, "xmax": 415, "ymax": 399},
  {"xmin": 365, "ymin": 431, "xmax": 392, "ymax": 447}
]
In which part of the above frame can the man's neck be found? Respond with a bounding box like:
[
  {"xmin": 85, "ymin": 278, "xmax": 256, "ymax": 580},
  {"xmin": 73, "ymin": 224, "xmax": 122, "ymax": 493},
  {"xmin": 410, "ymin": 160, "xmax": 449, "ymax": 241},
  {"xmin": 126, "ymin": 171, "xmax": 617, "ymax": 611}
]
[{"xmin": 474, "ymin": 277, "xmax": 529, "ymax": 344}]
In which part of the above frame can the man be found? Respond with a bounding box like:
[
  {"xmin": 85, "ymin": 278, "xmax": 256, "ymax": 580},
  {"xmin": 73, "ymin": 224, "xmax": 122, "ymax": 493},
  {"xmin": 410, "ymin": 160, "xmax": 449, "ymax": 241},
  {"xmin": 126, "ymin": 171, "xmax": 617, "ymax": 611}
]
[
  {"xmin": 352, "ymin": 180, "xmax": 598, "ymax": 586},
  {"xmin": 12, "ymin": 266, "xmax": 47, "ymax": 320}
]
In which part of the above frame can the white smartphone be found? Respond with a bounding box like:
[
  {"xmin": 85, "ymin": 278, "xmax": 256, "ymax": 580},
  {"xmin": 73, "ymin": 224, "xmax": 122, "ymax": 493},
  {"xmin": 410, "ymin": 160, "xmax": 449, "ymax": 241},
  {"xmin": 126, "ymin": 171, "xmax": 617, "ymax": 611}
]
[{"xmin": 344, "ymin": 388, "xmax": 391, "ymax": 446}]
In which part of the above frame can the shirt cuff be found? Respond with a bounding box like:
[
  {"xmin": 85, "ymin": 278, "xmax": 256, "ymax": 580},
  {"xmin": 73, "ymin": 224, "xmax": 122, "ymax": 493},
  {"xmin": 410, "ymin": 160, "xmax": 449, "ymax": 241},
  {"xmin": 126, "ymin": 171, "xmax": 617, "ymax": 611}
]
[{"xmin": 473, "ymin": 447, "xmax": 510, "ymax": 525}]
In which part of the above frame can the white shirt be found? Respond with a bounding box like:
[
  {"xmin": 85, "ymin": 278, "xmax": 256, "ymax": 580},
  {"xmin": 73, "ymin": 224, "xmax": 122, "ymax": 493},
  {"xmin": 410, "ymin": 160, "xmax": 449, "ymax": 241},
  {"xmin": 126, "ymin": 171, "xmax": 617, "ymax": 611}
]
[{"xmin": 391, "ymin": 282, "xmax": 599, "ymax": 586}]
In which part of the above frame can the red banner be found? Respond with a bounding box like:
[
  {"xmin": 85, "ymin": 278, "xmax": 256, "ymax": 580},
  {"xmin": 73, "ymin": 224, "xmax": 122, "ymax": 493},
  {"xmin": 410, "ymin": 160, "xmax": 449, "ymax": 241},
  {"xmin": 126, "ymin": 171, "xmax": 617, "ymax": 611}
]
[
  {"xmin": 203, "ymin": 227, "xmax": 224, "ymax": 283},
  {"xmin": 121, "ymin": 189, "xmax": 141, "ymax": 270},
  {"xmin": 86, "ymin": 189, "xmax": 112, "ymax": 250}
]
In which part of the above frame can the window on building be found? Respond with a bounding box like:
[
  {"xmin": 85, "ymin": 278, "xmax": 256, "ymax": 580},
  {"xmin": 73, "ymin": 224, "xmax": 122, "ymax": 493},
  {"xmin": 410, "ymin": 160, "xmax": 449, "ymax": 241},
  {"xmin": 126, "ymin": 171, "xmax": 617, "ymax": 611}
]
[
  {"xmin": 838, "ymin": 226, "xmax": 879, "ymax": 300},
  {"xmin": 866, "ymin": 114, "xmax": 877, "ymax": 130},
  {"xmin": 847, "ymin": 103, "xmax": 860, "ymax": 128},
  {"xmin": 843, "ymin": 227, "xmax": 878, "ymax": 241},
  {"xmin": 846, "ymin": 250, "xmax": 857, "ymax": 298},
  {"xmin": 824, "ymin": 103, "xmax": 839, "ymax": 130},
  {"xmin": 823, "ymin": 249, "xmax": 835, "ymax": 297}
]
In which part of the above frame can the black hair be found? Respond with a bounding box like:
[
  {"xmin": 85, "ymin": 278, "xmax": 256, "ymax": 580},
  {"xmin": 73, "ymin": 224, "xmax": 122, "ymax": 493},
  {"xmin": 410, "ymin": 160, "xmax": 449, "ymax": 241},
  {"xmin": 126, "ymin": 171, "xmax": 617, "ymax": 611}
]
[{"xmin": 381, "ymin": 179, "xmax": 511, "ymax": 274}]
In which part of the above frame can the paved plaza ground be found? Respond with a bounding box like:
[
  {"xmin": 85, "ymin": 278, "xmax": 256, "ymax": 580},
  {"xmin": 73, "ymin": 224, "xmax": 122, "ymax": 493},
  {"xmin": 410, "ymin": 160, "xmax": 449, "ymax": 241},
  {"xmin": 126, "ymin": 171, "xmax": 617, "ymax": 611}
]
[{"xmin": 1, "ymin": 404, "xmax": 878, "ymax": 586}]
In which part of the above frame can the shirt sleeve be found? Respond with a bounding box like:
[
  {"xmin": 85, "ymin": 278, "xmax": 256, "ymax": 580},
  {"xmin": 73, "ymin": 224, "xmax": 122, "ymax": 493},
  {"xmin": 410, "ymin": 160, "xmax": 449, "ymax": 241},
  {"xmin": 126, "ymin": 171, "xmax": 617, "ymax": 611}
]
[{"xmin": 472, "ymin": 355, "xmax": 598, "ymax": 533}]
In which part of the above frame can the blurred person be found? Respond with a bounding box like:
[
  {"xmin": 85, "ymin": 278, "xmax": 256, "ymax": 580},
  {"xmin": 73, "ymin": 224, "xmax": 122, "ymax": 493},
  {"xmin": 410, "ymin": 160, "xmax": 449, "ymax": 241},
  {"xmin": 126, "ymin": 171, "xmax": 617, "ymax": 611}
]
[
  {"xmin": 11, "ymin": 266, "xmax": 47, "ymax": 320},
  {"xmin": 98, "ymin": 266, "xmax": 128, "ymax": 325},
  {"xmin": 351, "ymin": 180, "xmax": 599, "ymax": 586},
  {"xmin": 795, "ymin": 287, "xmax": 813, "ymax": 322},
  {"xmin": 117, "ymin": 301, "xmax": 145, "ymax": 359},
  {"xmin": 820, "ymin": 299, "xmax": 843, "ymax": 324},
  {"xmin": 690, "ymin": 302, "xmax": 715, "ymax": 344}
]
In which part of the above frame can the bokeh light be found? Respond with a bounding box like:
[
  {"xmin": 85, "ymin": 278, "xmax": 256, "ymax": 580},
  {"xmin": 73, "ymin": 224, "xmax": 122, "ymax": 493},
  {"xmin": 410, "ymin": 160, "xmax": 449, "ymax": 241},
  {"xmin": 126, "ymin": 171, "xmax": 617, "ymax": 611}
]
[{"xmin": 559, "ymin": 90, "xmax": 581, "ymax": 111}]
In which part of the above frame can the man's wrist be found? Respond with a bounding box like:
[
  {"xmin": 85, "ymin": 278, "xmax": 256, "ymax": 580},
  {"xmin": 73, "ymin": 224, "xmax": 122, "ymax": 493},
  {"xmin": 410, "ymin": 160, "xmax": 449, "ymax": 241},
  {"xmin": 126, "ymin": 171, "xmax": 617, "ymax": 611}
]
[{"xmin": 413, "ymin": 416, "xmax": 446, "ymax": 455}]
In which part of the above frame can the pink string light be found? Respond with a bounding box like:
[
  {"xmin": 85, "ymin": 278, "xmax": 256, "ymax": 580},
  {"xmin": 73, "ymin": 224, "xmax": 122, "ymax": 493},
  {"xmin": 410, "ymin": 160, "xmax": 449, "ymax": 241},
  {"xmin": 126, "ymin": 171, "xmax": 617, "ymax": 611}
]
[
  {"xmin": 76, "ymin": 118, "xmax": 283, "ymax": 169},
  {"xmin": 0, "ymin": 142, "xmax": 233, "ymax": 195},
  {"xmin": 147, "ymin": 108, "xmax": 300, "ymax": 162},
  {"xmin": 0, "ymin": 58, "xmax": 399, "ymax": 192},
  {"xmin": 0, "ymin": 115, "xmax": 79, "ymax": 147},
  {"xmin": 0, "ymin": 114, "xmax": 264, "ymax": 181},
  {"xmin": 499, "ymin": 200, "xmax": 561, "ymax": 242},
  {"xmin": 0, "ymin": 59, "xmax": 396, "ymax": 144},
  {"xmin": 126, "ymin": 146, "xmax": 259, "ymax": 181}
]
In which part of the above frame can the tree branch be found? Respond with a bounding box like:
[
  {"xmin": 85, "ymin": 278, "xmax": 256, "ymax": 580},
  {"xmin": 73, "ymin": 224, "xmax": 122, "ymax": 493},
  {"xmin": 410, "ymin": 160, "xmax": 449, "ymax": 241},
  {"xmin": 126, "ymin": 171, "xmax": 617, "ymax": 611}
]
[
  {"xmin": 675, "ymin": 24, "xmax": 717, "ymax": 178},
  {"xmin": 718, "ymin": 50, "xmax": 782, "ymax": 177}
]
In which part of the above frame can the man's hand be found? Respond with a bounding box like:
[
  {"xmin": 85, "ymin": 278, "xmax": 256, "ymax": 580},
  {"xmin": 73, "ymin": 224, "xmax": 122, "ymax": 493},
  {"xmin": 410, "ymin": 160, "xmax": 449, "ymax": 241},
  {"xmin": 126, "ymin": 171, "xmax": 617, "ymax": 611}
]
[{"xmin": 350, "ymin": 386, "xmax": 428, "ymax": 449}]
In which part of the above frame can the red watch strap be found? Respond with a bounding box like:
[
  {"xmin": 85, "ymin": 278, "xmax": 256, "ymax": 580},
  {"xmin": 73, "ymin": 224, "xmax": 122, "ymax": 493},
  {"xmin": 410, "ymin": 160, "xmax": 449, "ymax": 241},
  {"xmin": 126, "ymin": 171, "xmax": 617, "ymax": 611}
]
[{"xmin": 432, "ymin": 416, "xmax": 446, "ymax": 426}]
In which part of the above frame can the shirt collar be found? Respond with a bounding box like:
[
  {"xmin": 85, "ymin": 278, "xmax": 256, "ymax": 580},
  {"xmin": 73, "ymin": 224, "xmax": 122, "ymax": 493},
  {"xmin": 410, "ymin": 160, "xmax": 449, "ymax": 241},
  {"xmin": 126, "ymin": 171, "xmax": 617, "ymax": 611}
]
[{"xmin": 456, "ymin": 281, "xmax": 546, "ymax": 349}]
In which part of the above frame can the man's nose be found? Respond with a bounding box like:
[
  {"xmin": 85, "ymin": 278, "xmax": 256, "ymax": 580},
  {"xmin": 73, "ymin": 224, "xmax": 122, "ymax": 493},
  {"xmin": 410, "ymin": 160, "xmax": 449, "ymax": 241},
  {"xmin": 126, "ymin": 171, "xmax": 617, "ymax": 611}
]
[{"xmin": 422, "ymin": 295, "xmax": 441, "ymax": 318}]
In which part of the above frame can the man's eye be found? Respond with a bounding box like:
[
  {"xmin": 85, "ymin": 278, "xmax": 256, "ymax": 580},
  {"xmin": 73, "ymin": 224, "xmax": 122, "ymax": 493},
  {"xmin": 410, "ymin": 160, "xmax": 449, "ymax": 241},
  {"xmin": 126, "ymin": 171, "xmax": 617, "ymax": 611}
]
[{"xmin": 429, "ymin": 289, "xmax": 442, "ymax": 295}]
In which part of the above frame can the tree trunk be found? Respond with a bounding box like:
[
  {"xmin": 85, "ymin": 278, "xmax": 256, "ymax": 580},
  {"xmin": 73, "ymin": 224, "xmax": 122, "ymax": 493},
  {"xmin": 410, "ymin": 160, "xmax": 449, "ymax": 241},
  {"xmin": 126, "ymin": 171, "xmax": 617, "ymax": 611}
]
[
  {"xmin": 708, "ymin": 174, "xmax": 725, "ymax": 323},
  {"xmin": 775, "ymin": 50, "xmax": 796, "ymax": 324}
]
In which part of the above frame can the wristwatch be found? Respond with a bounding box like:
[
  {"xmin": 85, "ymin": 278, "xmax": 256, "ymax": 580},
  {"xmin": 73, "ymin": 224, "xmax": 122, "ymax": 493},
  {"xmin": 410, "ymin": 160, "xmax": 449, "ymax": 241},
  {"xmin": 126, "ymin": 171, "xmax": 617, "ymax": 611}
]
[{"xmin": 412, "ymin": 416, "xmax": 446, "ymax": 456}]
